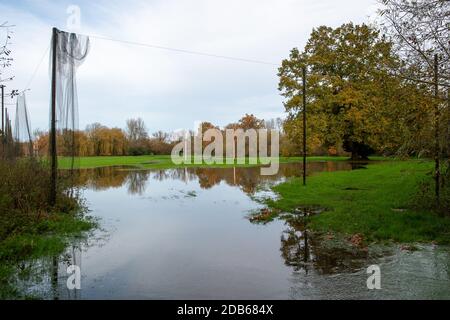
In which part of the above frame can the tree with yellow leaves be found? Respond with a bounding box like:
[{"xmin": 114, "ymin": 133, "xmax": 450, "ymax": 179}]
[{"xmin": 279, "ymin": 23, "xmax": 404, "ymax": 160}]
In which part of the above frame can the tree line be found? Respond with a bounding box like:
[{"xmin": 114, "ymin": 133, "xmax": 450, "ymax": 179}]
[{"xmin": 32, "ymin": 114, "xmax": 291, "ymax": 157}]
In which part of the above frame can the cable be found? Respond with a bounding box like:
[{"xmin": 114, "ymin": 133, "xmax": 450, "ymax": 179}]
[
  {"xmin": 0, "ymin": 44, "xmax": 49, "ymax": 96},
  {"xmin": 24, "ymin": 44, "xmax": 50, "ymax": 90},
  {"xmin": 82, "ymin": 33, "xmax": 278, "ymax": 66},
  {"xmin": 8, "ymin": 31, "xmax": 277, "ymax": 96}
]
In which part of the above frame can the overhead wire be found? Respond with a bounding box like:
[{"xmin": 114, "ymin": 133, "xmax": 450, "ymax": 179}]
[
  {"xmin": 9, "ymin": 31, "xmax": 278, "ymax": 97},
  {"xmin": 81, "ymin": 33, "xmax": 279, "ymax": 66}
]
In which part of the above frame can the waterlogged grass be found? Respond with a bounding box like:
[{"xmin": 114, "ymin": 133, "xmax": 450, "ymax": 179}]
[
  {"xmin": 57, "ymin": 155, "xmax": 387, "ymax": 169},
  {"xmin": 0, "ymin": 213, "xmax": 95, "ymax": 299},
  {"xmin": 265, "ymin": 161, "xmax": 450, "ymax": 244}
]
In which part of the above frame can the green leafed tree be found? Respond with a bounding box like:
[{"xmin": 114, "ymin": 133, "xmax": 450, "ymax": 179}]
[{"xmin": 278, "ymin": 23, "xmax": 405, "ymax": 160}]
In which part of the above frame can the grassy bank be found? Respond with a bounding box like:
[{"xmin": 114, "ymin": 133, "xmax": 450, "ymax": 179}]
[
  {"xmin": 264, "ymin": 161, "xmax": 450, "ymax": 244},
  {"xmin": 58, "ymin": 155, "xmax": 386, "ymax": 169},
  {"xmin": 0, "ymin": 213, "xmax": 95, "ymax": 299},
  {"xmin": 0, "ymin": 159, "xmax": 96, "ymax": 299}
]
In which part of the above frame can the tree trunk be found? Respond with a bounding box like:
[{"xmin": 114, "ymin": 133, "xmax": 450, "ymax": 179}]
[{"xmin": 433, "ymin": 54, "xmax": 440, "ymax": 208}]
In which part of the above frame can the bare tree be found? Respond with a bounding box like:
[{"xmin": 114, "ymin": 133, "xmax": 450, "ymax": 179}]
[
  {"xmin": 0, "ymin": 22, "xmax": 14, "ymax": 77},
  {"xmin": 379, "ymin": 0, "xmax": 450, "ymax": 206},
  {"xmin": 152, "ymin": 130, "xmax": 169, "ymax": 143},
  {"xmin": 126, "ymin": 118, "xmax": 148, "ymax": 142}
]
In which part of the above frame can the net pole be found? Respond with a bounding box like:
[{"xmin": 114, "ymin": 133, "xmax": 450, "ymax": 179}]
[
  {"xmin": 49, "ymin": 27, "xmax": 58, "ymax": 206},
  {"xmin": 1, "ymin": 84, "xmax": 4, "ymax": 158},
  {"xmin": 1, "ymin": 85, "xmax": 4, "ymax": 135}
]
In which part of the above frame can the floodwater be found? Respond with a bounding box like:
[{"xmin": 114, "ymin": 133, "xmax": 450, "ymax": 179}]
[{"xmin": 16, "ymin": 162, "xmax": 450, "ymax": 299}]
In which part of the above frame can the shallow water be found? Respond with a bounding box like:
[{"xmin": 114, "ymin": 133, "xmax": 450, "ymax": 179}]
[{"xmin": 17, "ymin": 162, "xmax": 450, "ymax": 299}]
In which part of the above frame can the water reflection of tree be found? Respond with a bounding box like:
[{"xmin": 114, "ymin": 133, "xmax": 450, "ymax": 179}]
[
  {"xmin": 126, "ymin": 171, "xmax": 150, "ymax": 195},
  {"xmin": 280, "ymin": 216, "xmax": 369, "ymax": 275},
  {"xmin": 73, "ymin": 161, "xmax": 356, "ymax": 196},
  {"xmin": 74, "ymin": 167, "xmax": 128, "ymax": 190},
  {"xmin": 280, "ymin": 218, "xmax": 311, "ymax": 273}
]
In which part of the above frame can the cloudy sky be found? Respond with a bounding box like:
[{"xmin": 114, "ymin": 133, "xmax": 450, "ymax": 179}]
[{"xmin": 1, "ymin": 0, "xmax": 378, "ymax": 133}]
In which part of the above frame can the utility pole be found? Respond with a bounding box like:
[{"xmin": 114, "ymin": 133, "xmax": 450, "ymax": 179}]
[
  {"xmin": 49, "ymin": 27, "xmax": 58, "ymax": 206},
  {"xmin": 5, "ymin": 107, "xmax": 8, "ymax": 157},
  {"xmin": 4, "ymin": 107, "xmax": 7, "ymax": 138},
  {"xmin": 433, "ymin": 54, "xmax": 440, "ymax": 207},
  {"xmin": 1, "ymin": 84, "xmax": 4, "ymax": 135},
  {"xmin": 302, "ymin": 66, "xmax": 307, "ymax": 186},
  {"xmin": 447, "ymin": 88, "xmax": 449, "ymax": 181},
  {"xmin": 1, "ymin": 84, "xmax": 4, "ymax": 158}
]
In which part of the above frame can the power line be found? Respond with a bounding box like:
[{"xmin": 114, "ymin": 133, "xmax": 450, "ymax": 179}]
[
  {"xmin": 1, "ymin": 45, "xmax": 49, "ymax": 96},
  {"xmin": 82, "ymin": 33, "xmax": 279, "ymax": 66},
  {"xmin": 14, "ymin": 31, "xmax": 278, "ymax": 95},
  {"xmin": 24, "ymin": 44, "xmax": 50, "ymax": 90}
]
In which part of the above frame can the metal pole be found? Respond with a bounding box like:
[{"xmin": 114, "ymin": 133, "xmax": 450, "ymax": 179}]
[
  {"xmin": 49, "ymin": 27, "xmax": 58, "ymax": 206},
  {"xmin": 302, "ymin": 66, "xmax": 307, "ymax": 186}
]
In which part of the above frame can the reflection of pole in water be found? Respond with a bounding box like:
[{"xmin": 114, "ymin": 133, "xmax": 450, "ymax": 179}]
[
  {"xmin": 66, "ymin": 245, "xmax": 81, "ymax": 300},
  {"xmin": 304, "ymin": 228, "xmax": 309, "ymax": 275},
  {"xmin": 233, "ymin": 166, "xmax": 236, "ymax": 185},
  {"xmin": 303, "ymin": 210, "xmax": 309, "ymax": 274},
  {"xmin": 184, "ymin": 167, "xmax": 188, "ymax": 184},
  {"xmin": 50, "ymin": 245, "xmax": 82, "ymax": 300},
  {"xmin": 51, "ymin": 256, "xmax": 59, "ymax": 300}
]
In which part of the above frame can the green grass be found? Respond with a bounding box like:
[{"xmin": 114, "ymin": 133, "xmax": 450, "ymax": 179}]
[
  {"xmin": 264, "ymin": 160, "xmax": 450, "ymax": 244},
  {"xmin": 0, "ymin": 213, "xmax": 96, "ymax": 299},
  {"xmin": 57, "ymin": 155, "xmax": 387, "ymax": 169}
]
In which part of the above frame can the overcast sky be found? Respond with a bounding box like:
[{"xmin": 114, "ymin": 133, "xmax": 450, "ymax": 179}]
[{"xmin": 1, "ymin": 0, "xmax": 379, "ymax": 133}]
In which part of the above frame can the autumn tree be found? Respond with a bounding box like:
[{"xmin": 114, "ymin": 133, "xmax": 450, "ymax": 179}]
[
  {"xmin": 238, "ymin": 114, "xmax": 265, "ymax": 130},
  {"xmin": 279, "ymin": 23, "xmax": 404, "ymax": 160},
  {"xmin": 85, "ymin": 123, "xmax": 105, "ymax": 156},
  {"xmin": 149, "ymin": 130, "xmax": 173, "ymax": 154},
  {"xmin": 84, "ymin": 123, "xmax": 127, "ymax": 156}
]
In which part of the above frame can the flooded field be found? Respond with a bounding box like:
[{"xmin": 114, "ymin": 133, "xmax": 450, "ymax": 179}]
[{"xmin": 13, "ymin": 162, "xmax": 450, "ymax": 299}]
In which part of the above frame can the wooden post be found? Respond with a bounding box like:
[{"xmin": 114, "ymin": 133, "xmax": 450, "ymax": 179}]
[
  {"xmin": 447, "ymin": 88, "xmax": 449, "ymax": 180},
  {"xmin": 49, "ymin": 27, "xmax": 58, "ymax": 206},
  {"xmin": 1, "ymin": 85, "xmax": 4, "ymax": 135},
  {"xmin": 4, "ymin": 107, "xmax": 7, "ymax": 138},
  {"xmin": 302, "ymin": 66, "xmax": 307, "ymax": 186},
  {"xmin": 433, "ymin": 54, "xmax": 440, "ymax": 207},
  {"xmin": 1, "ymin": 84, "xmax": 4, "ymax": 157}
]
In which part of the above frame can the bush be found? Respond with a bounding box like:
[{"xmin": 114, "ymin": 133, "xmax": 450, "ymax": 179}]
[
  {"xmin": 412, "ymin": 173, "xmax": 450, "ymax": 217},
  {"xmin": 127, "ymin": 146, "xmax": 151, "ymax": 156},
  {"xmin": 0, "ymin": 159, "xmax": 80, "ymax": 241}
]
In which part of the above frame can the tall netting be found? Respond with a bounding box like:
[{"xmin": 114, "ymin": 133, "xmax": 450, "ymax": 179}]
[
  {"xmin": 49, "ymin": 30, "xmax": 89, "ymax": 169},
  {"xmin": 14, "ymin": 92, "xmax": 33, "ymax": 156},
  {"xmin": 2, "ymin": 108, "xmax": 14, "ymax": 158}
]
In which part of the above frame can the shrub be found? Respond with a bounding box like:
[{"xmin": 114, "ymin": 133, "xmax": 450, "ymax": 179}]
[{"xmin": 0, "ymin": 159, "xmax": 80, "ymax": 241}]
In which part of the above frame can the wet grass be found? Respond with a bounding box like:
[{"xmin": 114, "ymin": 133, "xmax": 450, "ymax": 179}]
[
  {"xmin": 264, "ymin": 160, "xmax": 450, "ymax": 244},
  {"xmin": 0, "ymin": 213, "xmax": 95, "ymax": 299},
  {"xmin": 58, "ymin": 155, "xmax": 387, "ymax": 169}
]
